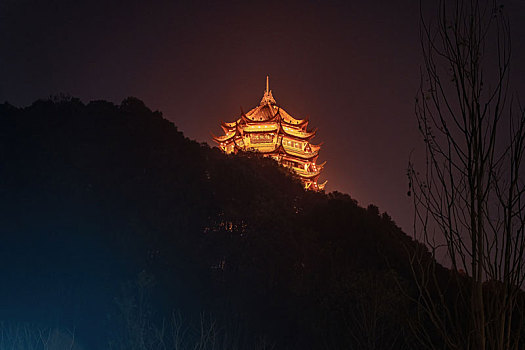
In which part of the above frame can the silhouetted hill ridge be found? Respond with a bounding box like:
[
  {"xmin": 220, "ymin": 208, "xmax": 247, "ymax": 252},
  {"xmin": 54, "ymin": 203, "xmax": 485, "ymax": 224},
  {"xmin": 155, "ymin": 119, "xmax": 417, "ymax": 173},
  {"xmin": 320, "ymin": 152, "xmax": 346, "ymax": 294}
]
[{"xmin": 0, "ymin": 97, "xmax": 430, "ymax": 349}]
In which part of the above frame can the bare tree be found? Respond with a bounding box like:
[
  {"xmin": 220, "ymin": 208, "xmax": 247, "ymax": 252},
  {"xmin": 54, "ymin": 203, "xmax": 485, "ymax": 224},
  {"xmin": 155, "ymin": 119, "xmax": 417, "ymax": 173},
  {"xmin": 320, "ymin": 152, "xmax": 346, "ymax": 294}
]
[
  {"xmin": 0, "ymin": 323, "xmax": 78, "ymax": 350},
  {"xmin": 408, "ymin": 0, "xmax": 525, "ymax": 349}
]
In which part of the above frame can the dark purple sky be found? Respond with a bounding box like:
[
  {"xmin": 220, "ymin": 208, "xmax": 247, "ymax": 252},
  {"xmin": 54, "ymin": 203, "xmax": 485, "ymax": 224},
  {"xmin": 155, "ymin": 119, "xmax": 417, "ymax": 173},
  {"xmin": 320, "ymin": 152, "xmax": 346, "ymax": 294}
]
[{"xmin": 1, "ymin": 0, "xmax": 524, "ymax": 232}]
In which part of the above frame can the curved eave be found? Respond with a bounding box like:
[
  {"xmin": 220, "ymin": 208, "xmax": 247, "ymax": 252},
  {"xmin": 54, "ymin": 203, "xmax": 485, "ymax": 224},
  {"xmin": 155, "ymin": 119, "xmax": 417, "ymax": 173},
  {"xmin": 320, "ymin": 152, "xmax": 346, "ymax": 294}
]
[
  {"xmin": 211, "ymin": 132, "xmax": 221, "ymax": 143},
  {"xmin": 281, "ymin": 116, "xmax": 308, "ymax": 128},
  {"xmin": 318, "ymin": 180, "xmax": 327, "ymax": 191},
  {"xmin": 316, "ymin": 160, "xmax": 327, "ymax": 171},
  {"xmin": 240, "ymin": 111, "xmax": 253, "ymax": 124},
  {"xmin": 243, "ymin": 130, "xmax": 279, "ymax": 134},
  {"xmin": 282, "ymin": 146, "xmax": 319, "ymax": 160},
  {"xmin": 293, "ymin": 165, "xmax": 322, "ymax": 177},
  {"xmin": 280, "ymin": 125, "xmax": 317, "ymax": 140},
  {"xmin": 278, "ymin": 108, "xmax": 307, "ymax": 125},
  {"xmin": 222, "ymin": 120, "xmax": 237, "ymax": 128},
  {"xmin": 298, "ymin": 171, "xmax": 321, "ymax": 180},
  {"xmin": 221, "ymin": 124, "xmax": 237, "ymax": 133},
  {"xmin": 231, "ymin": 105, "xmax": 309, "ymax": 130},
  {"xmin": 244, "ymin": 106, "xmax": 265, "ymax": 122},
  {"xmin": 241, "ymin": 125, "xmax": 280, "ymax": 133},
  {"xmin": 309, "ymin": 142, "xmax": 323, "ymax": 152},
  {"xmin": 243, "ymin": 120, "xmax": 280, "ymax": 129},
  {"xmin": 243, "ymin": 105, "xmax": 281, "ymax": 123},
  {"xmin": 213, "ymin": 131, "xmax": 237, "ymax": 143}
]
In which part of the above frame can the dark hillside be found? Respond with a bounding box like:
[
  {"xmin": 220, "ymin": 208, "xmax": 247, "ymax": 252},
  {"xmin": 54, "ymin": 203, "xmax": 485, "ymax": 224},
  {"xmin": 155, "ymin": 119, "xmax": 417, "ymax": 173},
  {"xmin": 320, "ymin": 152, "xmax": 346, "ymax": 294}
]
[{"xmin": 0, "ymin": 97, "xmax": 429, "ymax": 349}]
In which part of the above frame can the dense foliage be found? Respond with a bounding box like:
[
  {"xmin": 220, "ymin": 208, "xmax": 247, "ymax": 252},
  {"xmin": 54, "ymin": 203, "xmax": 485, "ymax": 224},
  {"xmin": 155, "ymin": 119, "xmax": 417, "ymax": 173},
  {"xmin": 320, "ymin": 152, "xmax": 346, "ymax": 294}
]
[{"xmin": 0, "ymin": 97, "xmax": 432, "ymax": 349}]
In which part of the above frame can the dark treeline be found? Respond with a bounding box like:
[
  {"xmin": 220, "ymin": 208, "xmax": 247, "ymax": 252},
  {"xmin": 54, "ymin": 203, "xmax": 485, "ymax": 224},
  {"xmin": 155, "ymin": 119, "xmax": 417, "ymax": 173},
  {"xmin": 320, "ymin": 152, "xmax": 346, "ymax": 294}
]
[{"xmin": 0, "ymin": 97, "xmax": 460, "ymax": 349}]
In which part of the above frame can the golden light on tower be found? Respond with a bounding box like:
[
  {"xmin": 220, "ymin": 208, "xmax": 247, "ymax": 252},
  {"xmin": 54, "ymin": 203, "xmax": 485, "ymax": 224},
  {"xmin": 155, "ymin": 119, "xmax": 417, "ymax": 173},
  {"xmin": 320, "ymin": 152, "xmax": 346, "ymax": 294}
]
[{"xmin": 212, "ymin": 77, "xmax": 327, "ymax": 191}]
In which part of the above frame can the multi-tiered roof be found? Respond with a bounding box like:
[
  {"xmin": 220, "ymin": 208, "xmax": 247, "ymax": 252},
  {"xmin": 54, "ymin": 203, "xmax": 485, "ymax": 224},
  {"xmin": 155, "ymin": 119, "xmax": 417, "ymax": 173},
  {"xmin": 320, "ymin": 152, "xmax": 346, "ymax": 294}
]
[{"xmin": 213, "ymin": 77, "xmax": 326, "ymax": 191}]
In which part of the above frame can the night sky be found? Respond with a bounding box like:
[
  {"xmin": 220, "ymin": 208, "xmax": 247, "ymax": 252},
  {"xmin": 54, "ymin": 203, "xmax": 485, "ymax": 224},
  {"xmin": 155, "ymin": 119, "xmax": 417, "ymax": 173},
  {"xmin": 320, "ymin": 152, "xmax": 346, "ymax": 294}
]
[{"xmin": 2, "ymin": 0, "xmax": 525, "ymax": 232}]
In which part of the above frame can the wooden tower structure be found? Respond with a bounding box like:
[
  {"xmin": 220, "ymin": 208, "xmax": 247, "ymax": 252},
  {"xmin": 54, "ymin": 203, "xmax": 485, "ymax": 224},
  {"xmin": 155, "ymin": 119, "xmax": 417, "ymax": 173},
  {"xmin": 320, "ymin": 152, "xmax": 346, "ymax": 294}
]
[{"xmin": 213, "ymin": 77, "xmax": 326, "ymax": 191}]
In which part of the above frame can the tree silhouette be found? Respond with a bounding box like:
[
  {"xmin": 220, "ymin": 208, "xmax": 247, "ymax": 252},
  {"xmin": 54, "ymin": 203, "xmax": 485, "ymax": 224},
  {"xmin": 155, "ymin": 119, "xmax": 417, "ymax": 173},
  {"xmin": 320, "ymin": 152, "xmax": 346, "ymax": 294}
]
[
  {"xmin": 409, "ymin": 1, "xmax": 525, "ymax": 349},
  {"xmin": 0, "ymin": 96, "xmax": 440, "ymax": 349}
]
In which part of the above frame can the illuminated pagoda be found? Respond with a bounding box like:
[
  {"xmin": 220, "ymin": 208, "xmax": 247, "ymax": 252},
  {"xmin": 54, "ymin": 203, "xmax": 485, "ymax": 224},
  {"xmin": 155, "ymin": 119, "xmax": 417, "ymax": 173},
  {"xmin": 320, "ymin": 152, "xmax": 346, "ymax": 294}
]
[{"xmin": 213, "ymin": 76, "xmax": 326, "ymax": 191}]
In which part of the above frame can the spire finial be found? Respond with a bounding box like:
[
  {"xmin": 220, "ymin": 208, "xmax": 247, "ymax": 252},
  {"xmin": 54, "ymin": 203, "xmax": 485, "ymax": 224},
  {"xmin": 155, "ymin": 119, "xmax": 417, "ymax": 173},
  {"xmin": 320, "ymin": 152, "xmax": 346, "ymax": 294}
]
[{"xmin": 260, "ymin": 75, "xmax": 276, "ymax": 105}]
